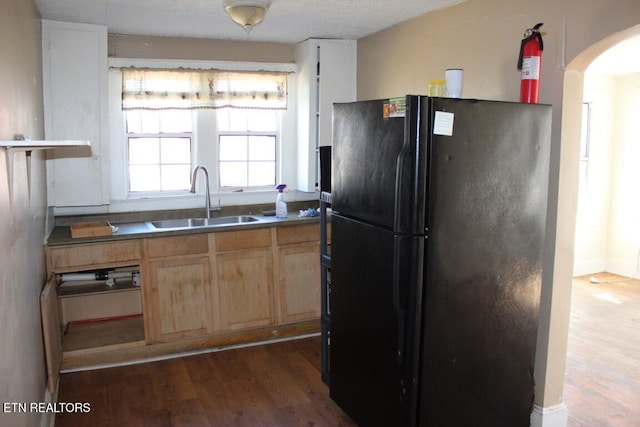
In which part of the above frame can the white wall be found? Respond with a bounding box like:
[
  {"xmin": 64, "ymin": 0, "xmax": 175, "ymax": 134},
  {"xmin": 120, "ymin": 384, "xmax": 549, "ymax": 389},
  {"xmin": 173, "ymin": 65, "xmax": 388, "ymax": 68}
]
[
  {"xmin": 608, "ymin": 74, "xmax": 640, "ymax": 275},
  {"xmin": 572, "ymin": 74, "xmax": 616, "ymax": 276},
  {"xmin": 574, "ymin": 73, "xmax": 640, "ymax": 277}
]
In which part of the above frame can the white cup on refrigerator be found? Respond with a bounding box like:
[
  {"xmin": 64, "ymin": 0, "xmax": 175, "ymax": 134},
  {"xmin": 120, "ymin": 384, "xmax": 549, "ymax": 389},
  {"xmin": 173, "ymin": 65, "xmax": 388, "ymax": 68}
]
[{"xmin": 445, "ymin": 68, "xmax": 464, "ymax": 98}]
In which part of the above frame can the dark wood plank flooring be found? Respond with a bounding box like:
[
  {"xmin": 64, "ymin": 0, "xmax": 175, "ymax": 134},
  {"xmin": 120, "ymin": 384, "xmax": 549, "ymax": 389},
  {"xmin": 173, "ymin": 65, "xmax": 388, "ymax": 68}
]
[
  {"xmin": 55, "ymin": 336, "xmax": 357, "ymax": 427},
  {"xmin": 564, "ymin": 273, "xmax": 640, "ymax": 427},
  {"xmin": 56, "ymin": 273, "xmax": 640, "ymax": 426}
]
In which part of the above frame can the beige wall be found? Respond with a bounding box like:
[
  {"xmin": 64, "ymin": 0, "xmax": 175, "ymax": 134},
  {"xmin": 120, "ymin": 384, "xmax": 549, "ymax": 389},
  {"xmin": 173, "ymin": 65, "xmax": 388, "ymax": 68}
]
[
  {"xmin": 572, "ymin": 73, "xmax": 615, "ymax": 276},
  {"xmin": 0, "ymin": 1, "xmax": 49, "ymax": 426},
  {"xmin": 357, "ymin": 0, "xmax": 640, "ymax": 410},
  {"xmin": 109, "ymin": 34, "xmax": 295, "ymax": 62}
]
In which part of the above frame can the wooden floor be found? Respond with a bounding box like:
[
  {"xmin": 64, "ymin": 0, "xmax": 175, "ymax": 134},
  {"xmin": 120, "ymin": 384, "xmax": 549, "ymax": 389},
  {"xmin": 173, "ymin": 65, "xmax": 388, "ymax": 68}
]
[
  {"xmin": 56, "ymin": 273, "xmax": 640, "ymax": 426},
  {"xmin": 564, "ymin": 273, "xmax": 640, "ymax": 427},
  {"xmin": 55, "ymin": 336, "xmax": 358, "ymax": 427}
]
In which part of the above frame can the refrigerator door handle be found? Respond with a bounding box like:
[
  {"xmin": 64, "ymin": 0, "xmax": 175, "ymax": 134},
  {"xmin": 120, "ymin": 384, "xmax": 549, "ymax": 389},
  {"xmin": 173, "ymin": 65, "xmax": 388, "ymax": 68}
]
[
  {"xmin": 393, "ymin": 144, "xmax": 412, "ymax": 234},
  {"xmin": 392, "ymin": 235, "xmax": 407, "ymax": 366},
  {"xmin": 393, "ymin": 95, "xmax": 425, "ymax": 236}
]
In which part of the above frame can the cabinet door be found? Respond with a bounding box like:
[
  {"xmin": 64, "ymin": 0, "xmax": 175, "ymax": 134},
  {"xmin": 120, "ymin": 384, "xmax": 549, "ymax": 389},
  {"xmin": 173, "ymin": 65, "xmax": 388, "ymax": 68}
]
[
  {"xmin": 147, "ymin": 256, "xmax": 213, "ymax": 342},
  {"xmin": 40, "ymin": 278, "xmax": 62, "ymax": 394},
  {"xmin": 295, "ymin": 39, "xmax": 356, "ymax": 191},
  {"xmin": 42, "ymin": 20, "xmax": 108, "ymax": 206},
  {"xmin": 277, "ymin": 243, "xmax": 321, "ymax": 323},
  {"xmin": 216, "ymin": 249, "xmax": 274, "ymax": 331}
]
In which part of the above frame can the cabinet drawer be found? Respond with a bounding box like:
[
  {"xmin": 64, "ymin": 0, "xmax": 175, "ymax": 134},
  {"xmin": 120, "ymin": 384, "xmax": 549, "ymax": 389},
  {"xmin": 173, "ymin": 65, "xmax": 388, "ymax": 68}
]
[
  {"xmin": 215, "ymin": 228, "xmax": 272, "ymax": 252},
  {"xmin": 48, "ymin": 240, "xmax": 141, "ymax": 271},
  {"xmin": 277, "ymin": 224, "xmax": 320, "ymax": 245},
  {"xmin": 147, "ymin": 234, "xmax": 209, "ymax": 258}
]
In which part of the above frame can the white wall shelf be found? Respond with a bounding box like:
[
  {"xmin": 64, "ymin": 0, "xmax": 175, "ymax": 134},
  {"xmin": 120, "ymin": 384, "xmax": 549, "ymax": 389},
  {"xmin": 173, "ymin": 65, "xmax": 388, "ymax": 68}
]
[
  {"xmin": 1, "ymin": 138, "xmax": 91, "ymax": 202},
  {"xmin": 0, "ymin": 139, "xmax": 90, "ymax": 150}
]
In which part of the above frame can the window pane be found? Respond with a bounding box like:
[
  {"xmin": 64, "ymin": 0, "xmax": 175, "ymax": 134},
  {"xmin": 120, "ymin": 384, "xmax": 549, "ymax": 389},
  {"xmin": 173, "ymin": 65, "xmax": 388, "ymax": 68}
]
[
  {"xmin": 248, "ymin": 162, "xmax": 275, "ymax": 186},
  {"xmin": 161, "ymin": 164, "xmax": 191, "ymax": 190},
  {"xmin": 129, "ymin": 138, "xmax": 160, "ymax": 164},
  {"xmin": 130, "ymin": 165, "xmax": 161, "ymax": 191},
  {"xmin": 126, "ymin": 111, "xmax": 143, "ymax": 134},
  {"xmin": 140, "ymin": 110, "xmax": 161, "ymax": 134},
  {"xmin": 220, "ymin": 136, "xmax": 248, "ymax": 160},
  {"xmin": 229, "ymin": 109, "xmax": 248, "ymax": 131},
  {"xmin": 160, "ymin": 110, "xmax": 192, "ymax": 133},
  {"xmin": 217, "ymin": 107, "xmax": 278, "ymax": 190},
  {"xmin": 219, "ymin": 162, "xmax": 247, "ymax": 187},
  {"xmin": 217, "ymin": 109, "xmax": 230, "ymax": 132},
  {"xmin": 161, "ymin": 138, "xmax": 191, "ymax": 164},
  {"xmin": 248, "ymin": 136, "xmax": 275, "ymax": 161},
  {"xmin": 248, "ymin": 110, "xmax": 277, "ymax": 131}
]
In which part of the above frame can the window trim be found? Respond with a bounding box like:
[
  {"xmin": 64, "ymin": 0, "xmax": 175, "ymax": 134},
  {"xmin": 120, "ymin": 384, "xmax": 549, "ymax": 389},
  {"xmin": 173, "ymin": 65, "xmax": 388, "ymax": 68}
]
[{"xmin": 107, "ymin": 58, "xmax": 297, "ymax": 212}]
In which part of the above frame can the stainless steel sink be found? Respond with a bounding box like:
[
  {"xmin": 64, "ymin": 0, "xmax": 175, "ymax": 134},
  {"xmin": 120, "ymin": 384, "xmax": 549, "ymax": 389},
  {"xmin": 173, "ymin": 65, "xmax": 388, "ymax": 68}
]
[{"xmin": 149, "ymin": 215, "xmax": 261, "ymax": 230}]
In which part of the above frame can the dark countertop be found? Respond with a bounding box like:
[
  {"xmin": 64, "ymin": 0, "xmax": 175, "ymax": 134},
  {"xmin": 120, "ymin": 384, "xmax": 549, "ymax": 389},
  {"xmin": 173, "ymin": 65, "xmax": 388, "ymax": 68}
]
[{"xmin": 47, "ymin": 212, "xmax": 322, "ymax": 247}]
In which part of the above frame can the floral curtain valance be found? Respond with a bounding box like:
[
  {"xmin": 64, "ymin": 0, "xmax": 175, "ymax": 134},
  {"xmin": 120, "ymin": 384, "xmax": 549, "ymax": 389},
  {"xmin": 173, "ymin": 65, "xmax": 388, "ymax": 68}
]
[{"xmin": 120, "ymin": 68, "xmax": 289, "ymax": 111}]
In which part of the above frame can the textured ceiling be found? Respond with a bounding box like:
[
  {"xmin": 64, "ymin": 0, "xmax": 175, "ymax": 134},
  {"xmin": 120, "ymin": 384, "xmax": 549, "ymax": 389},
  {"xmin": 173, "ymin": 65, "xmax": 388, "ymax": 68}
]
[{"xmin": 34, "ymin": 0, "xmax": 466, "ymax": 44}]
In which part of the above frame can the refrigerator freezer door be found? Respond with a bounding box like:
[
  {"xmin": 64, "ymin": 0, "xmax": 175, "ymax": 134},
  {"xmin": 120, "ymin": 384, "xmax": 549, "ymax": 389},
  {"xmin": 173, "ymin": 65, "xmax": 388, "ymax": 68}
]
[
  {"xmin": 418, "ymin": 99, "xmax": 552, "ymax": 425},
  {"xmin": 329, "ymin": 214, "xmax": 424, "ymax": 427},
  {"xmin": 331, "ymin": 96, "xmax": 429, "ymax": 234}
]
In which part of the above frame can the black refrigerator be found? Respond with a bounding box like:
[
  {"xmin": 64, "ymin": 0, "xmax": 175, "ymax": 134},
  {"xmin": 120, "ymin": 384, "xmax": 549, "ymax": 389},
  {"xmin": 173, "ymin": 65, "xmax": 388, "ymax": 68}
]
[{"xmin": 329, "ymin": 95, "xmax": 552, "ymax": 426}]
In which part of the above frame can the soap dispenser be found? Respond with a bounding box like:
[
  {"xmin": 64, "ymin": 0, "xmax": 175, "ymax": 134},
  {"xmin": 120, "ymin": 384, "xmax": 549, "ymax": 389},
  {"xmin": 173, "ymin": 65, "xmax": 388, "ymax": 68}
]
[{"xmin": 275, "ymin": 184, "xmax": 287, "ymax": 218}]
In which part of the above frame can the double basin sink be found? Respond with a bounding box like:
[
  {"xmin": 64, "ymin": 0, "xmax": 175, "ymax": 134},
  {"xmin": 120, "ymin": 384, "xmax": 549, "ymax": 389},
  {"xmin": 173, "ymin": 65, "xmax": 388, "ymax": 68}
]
[{"xmin": 148, "ymin": 215, "xmax": 262, "ymax": 230}]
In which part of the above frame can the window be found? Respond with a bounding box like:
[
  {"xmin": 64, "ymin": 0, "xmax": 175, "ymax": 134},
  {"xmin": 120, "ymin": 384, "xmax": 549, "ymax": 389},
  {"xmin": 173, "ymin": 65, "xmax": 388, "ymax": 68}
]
[
  {"xmin": 118, "ymin": 67, "xmax": 288, "ymax": 196},
  {"xmin": 126, "ymin": 110, "xmax": 193, "ymax": 193},
  {"xmin": 577, "ymin": 102, "xmax": 592, "ymax": 211},
  {"xmin": 107, "ymin": 59, "xmax": 297, "ymax": 210},
  {"xmin": 217, "ymin": 109, "xmax": 278, "ymax": 188}
]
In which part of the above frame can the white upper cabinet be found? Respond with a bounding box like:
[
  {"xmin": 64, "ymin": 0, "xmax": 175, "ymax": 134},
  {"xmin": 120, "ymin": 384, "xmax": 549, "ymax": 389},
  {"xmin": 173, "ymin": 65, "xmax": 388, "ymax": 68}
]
[
  {"xmin": 42, "ymin": 20, "xmax": 109, "ymax": 207},
  {"xmin": 296, "ymin": 39, "xmax": 356, "ymax": 193}
]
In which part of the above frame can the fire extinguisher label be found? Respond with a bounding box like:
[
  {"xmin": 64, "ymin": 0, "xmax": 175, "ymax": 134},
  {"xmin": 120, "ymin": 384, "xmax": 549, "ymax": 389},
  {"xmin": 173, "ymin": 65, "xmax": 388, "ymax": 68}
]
[{"xmin": 521, "ymin": 56, "xmax": 541, "ymax": 80}]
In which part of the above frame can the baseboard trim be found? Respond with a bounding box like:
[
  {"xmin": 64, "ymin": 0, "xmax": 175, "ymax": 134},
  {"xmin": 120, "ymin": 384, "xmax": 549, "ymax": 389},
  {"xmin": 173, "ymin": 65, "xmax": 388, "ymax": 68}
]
[{"xmin": 530, "ymin": 403, "xmax": 568, "ymax": 427}]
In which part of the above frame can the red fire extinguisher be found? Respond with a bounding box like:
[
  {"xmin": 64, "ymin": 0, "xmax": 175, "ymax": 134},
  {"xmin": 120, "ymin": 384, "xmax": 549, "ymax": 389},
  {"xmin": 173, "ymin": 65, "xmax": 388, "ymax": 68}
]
[{"xmin": 518, "ymin": 23, "xmax": 544, "ymax": 104}]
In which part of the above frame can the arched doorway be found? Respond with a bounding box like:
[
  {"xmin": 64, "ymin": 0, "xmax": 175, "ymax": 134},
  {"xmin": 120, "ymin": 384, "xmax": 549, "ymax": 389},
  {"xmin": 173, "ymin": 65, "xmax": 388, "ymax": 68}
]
[
  {"xmin": 559, "ymin": 25, "xmax": 640, "ymax": 426},
  {"xmin": 573, "ymin": 35, "xmax": 640, "ymax": 277}
]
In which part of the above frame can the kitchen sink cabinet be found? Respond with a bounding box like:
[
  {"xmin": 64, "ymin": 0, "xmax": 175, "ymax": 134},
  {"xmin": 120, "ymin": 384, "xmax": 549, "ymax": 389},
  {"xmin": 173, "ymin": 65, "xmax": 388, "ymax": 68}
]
[
  {"xmin": 215, "ymin": 248, "xmax": 275, "ymax": 331},
  {"xmin": 143, "ymin": 234, "xmax": 213, "ymax": 342},
  {"xmin": 213, "ymin": 229, "xmax": 275, "ymax": 331},
  {"xmin": 145, "ymin": 256, "xmax": 213, "ymax": 342},
  {"xmin": 42, "ymin": 220, "xmax": 322, "ymax": 393}
]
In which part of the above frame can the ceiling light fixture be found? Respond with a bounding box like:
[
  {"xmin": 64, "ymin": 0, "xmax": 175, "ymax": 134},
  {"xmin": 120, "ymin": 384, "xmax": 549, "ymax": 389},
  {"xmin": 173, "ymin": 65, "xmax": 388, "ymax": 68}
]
[{"xmin": 223, "ymin": 0, "xmax": 271, "ymax": 33}]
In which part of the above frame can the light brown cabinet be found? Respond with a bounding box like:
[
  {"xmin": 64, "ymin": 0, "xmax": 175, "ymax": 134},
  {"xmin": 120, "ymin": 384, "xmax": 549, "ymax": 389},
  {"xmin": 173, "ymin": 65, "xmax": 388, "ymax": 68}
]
[
  {"xmin": 41, "ymin": 241, "xmax": 143, "ymax": 394},
  {"xmin": 144, "ymin": 234, "xmax": 213, "ymax": 342},
  {"xmin": 213, "ymin": 228, "xmax": 274, "ymax": 331},
  {"xmin": 42, "ymin": 221, "xmax": 322, "ymax": 395},
  {"xmin": 216, "ymin": 248, "xmax": 274, "ymax": 330},
  {"xmin": 146, "ymin": 256, "xmax": 213, "ymax": 341},
  {"xmin": 276, "ymin": 225, "xmax": 322, "ymax": 324},
  {"xmin": 45, "ymin": 240, "xmax": 141, "ymax": 273}
]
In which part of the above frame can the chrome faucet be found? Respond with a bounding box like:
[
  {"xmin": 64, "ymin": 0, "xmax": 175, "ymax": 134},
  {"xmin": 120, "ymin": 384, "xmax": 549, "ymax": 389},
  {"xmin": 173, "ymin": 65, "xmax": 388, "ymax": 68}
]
[{"xmin": 190, "ymin": 165, "xmax": 211, "ymax": 219}]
